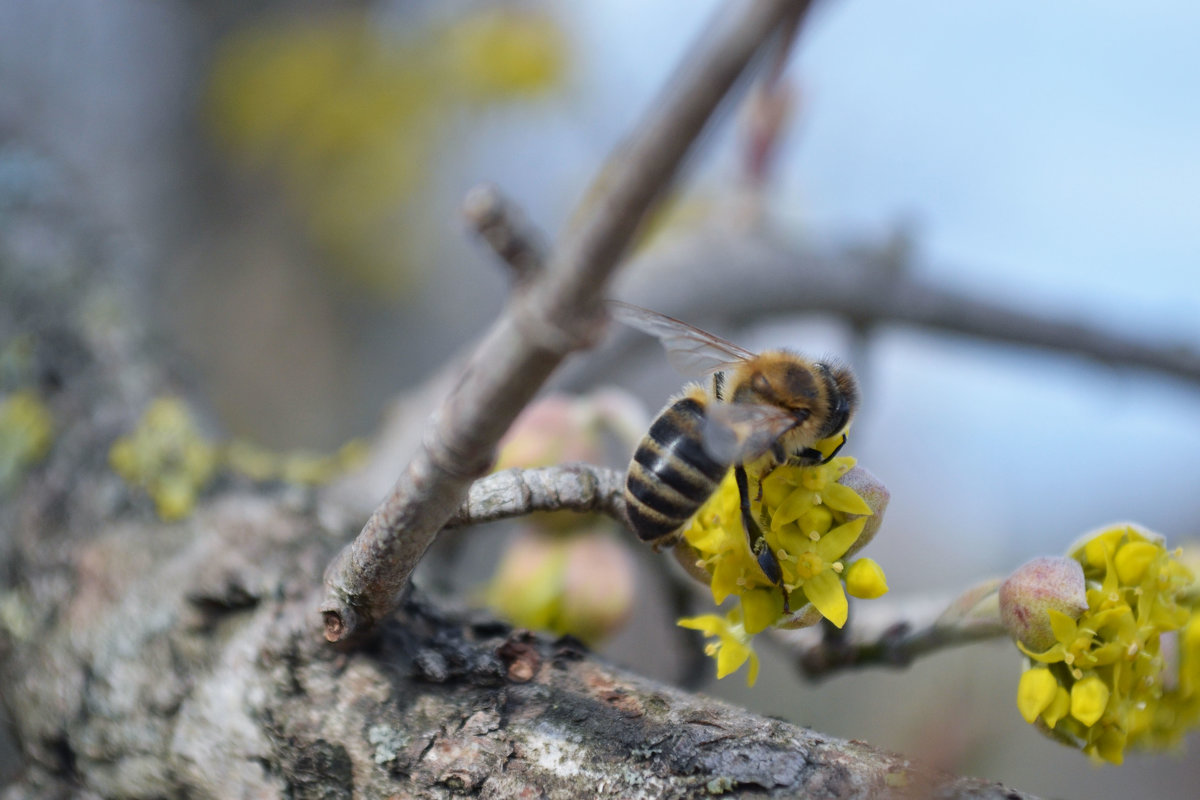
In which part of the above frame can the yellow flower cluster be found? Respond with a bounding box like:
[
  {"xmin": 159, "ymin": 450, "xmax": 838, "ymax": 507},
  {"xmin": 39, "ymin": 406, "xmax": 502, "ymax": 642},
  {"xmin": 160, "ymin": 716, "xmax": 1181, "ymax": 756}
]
[
  {"xmin": 0, "ymin": 389, "xmax": 54, "ymax": 489},
  {"xmin": 206, "ymin": 8, "xmax": 566, "ymax": 296},
  {"xmin": 676, "ymin": 441, "xmax": 887, "ymax": 685},
  {"xmin": 110, "ymin": 397, "xmax": 365, "ymax": 521},
  {"xmin": 110, "ymin": 398, "xmax": 219, "ymax": 521},
  {"xmin": 1016, "ymin": 523, "xmax": 1200, "ymax": 764}
]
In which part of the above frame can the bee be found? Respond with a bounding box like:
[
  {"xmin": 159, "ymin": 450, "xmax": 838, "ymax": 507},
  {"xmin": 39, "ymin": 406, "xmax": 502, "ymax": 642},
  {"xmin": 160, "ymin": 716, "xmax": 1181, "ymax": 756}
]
[{"xmin": 612, "ymin": 301, "xmax": 859, "ymax": 608}]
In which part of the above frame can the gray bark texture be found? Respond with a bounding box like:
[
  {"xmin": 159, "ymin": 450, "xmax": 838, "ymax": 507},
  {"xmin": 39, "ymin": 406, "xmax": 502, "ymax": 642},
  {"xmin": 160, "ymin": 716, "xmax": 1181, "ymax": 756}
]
[{"xmin": 0, "ymin": 152, "xmax": 1038, "ymax": 799}]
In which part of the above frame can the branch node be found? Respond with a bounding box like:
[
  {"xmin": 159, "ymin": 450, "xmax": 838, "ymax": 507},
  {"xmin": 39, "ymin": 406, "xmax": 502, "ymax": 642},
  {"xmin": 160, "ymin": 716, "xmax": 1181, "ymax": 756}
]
[{"xmin": 462, "ymin": 183, "xmax": 547, "ymax": 283}]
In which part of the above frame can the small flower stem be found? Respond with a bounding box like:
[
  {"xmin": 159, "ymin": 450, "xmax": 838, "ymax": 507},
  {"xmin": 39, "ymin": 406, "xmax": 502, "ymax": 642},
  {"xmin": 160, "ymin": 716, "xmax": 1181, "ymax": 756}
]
[{"xmin": 770, "ymin": 590, "xmax": 1008, "ymax": 680}]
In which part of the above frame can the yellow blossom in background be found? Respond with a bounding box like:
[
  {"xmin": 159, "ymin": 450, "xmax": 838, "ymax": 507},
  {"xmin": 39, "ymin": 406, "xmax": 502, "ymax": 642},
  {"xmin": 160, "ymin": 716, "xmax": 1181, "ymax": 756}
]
[
  {"xmin": 225, "ymin": 438, "xmax": 367, "ymax": 485},
  {"xmin": 0, "ymin": 389, "xmax": 54, "ymax": 488},
  {"xmin": 111, "ymin": 396, "xmax": 367, "ymax": 521},
  {"xmin": 444, "ymin": 9, "xmax": 566, "ymax": 100},
  {"xmin": 481, "ymin": 527, "xmax": 634, "ymax": 646},
  {"xmin": 1008, "ymin": 523, "xmax": 1200, "ymax": 764},
  {"xmin": 109, "ymin": 397, "xmax": 219, "ymax": 521},
  {"xmin": 673, "ymin": 436, "xmax": 889, "ymax": 684},
  {"xmin": 205, "ymin": 8, "xmax": 567, "ymax": 297}
]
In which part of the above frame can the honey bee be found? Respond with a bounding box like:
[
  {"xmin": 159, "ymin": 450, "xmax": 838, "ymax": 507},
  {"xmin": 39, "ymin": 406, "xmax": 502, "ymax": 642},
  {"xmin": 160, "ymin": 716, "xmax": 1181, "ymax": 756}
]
[{"xmin": 612, "ymin": 301, "xmax": 859, "ymax": 607}]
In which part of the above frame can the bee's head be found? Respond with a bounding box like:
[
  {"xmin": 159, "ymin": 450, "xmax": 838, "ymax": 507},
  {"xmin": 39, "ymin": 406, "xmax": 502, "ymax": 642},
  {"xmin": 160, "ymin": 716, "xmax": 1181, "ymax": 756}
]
[
  {"xmin": 731, "ymin": 353, "xmax": 859, "ymax": 441},
  {"xmin": 732, "ymin": 352, "xmax": 819, "ymax": 417}
]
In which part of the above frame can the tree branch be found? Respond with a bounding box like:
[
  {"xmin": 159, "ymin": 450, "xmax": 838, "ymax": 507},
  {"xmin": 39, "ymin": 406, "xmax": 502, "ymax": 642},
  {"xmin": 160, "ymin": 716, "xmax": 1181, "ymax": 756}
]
[
  {"xmin": 580, "ymin": 227, "xmax": 1200, "ymax": 388},
  {"xmin": 442, "ymin": 464, "xmax": 626, "ymax": 529},
  {"xmin": 461, "ymin": 183, "xmax": 548, "ymax": 283},
  {"xmin": 320, "ymin": 0, "xmax": 816, "ymax": 643},
  {"xmin": 771, "ymin": 584, "xmax": 1007, "ymax": 679}
]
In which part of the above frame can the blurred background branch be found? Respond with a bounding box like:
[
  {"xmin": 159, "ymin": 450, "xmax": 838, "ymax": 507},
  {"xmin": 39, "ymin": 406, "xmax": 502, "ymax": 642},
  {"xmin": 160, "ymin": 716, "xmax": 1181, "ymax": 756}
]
[{"xmin": 571, "ymin": 226, "xmax": 1200, "ymax": 389}]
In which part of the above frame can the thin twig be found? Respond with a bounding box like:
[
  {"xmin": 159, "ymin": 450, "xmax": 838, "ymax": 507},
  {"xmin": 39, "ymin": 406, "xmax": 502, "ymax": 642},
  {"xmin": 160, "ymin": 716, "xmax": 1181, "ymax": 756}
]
[
  {"xmin": 461, "ymin": 183, "xmax": 547, "ymax": 282},
  {"xmin": 320, "ymin": 0, "xmax": 814, "ymax": 643},
  {"xmin": 769, "ymin": 589, "xmax": 1008, "ymax": 680},
  {"xmin": 442, "ymin": 464, "xmax": 626, "ymax": 529}
]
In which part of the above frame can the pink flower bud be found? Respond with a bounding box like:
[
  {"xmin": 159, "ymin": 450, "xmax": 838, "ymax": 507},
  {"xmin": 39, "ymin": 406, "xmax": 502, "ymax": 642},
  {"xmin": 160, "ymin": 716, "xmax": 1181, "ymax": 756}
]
[
  {"xmin": 999, "ymin": 556, "xmax": 1087, "ymax": 651},
  {"xmin": 560, "ymin": 530, "xmax": 636, "ymax": 645}
]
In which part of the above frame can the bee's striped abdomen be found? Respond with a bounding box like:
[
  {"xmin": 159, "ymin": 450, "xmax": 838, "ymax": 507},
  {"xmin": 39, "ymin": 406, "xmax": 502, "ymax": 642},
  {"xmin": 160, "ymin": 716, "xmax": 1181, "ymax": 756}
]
[{"xmin": 624, "ymin": 396, "xmax": 729, "ymax": 542}]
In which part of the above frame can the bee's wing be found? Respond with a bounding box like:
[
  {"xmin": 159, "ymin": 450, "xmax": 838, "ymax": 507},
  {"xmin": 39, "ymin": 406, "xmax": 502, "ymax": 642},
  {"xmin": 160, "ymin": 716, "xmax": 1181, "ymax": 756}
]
[
  {"xmin": 702, "ymin": 402, "xmax": 801, "ymax": 465},
  {"xmin": 609, "ymin": 300, "xmax": 755, "ymax": 377}
]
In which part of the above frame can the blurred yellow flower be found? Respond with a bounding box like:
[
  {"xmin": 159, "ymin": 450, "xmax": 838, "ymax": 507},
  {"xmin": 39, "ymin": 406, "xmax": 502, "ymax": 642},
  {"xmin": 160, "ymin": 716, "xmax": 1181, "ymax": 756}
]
[
  {"xmin": 445, "ymin": 9, "xmax": 566, "ymax": 99},
  {"xmin": 0, "ymin": 389, "xmax": 54, "ymax": 487},
  {"xmin": 112, "ymin": 397, "xmax": 366, "ymax": 520},
  {"xmin": 481, "ymin": 527, "xmax": 634, "ymax": 646},
  {"xmin": 109, "ymin": 397, "xmax": 218, "ymax": 521},
  {"xmin": 205, "ymin": 8, "xmax": 567, "ymax": 297}
]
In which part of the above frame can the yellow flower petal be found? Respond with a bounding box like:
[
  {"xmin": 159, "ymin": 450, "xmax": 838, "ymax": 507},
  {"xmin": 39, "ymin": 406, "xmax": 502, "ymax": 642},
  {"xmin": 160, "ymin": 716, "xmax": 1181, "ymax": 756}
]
[
  {"xmin": 759, "ymin": 469, "xmax": 795, "ymax": 506},
  {"xmin": 1078, "ymin": 526, "xmax": 1123, "ymax": 569},
  {"xmin": 1070, "ymin": 675, "xmax": 1110, "ymax": 727},
  {"xmin": 741, "ymin": 588, "xmax": 783, "ymax": 635},
  {"xmin": 716, "ymin": 636, "xmax": 751, "ymax": 679},
  {"xmin": 1043, "ymin": 686, "xmax": 1071, "ymax": 728},
  {"xmin": 804, "ymin": 570, "xmax": 848, "ymax": 628},
  {"xmin": 820, "ymin": 482, "xmax": 873, "ymax": 516},
  {"xmin": 1017, "ymin": 668, "xmax": 1059, "ymax": 723},
  {"xmin": 815, "ymin": 518, "xmax": 866, "ymax": 562},
  {"xmin": 845, "ymin": 558, "xmax": 889, "ymax": 599},
  {"xmin": 1092, "ymin": 728, "xmax": 1126, "ymax": 765},
  {"xmin": 1114, "ymin": 541, "xmax": 1159, "ymax": 585},
  {"xmin": 771, "ymin": 486, "xmax": 816, "ymax": 531},
  {"xmin": 795, "ymin": 506, "xmax": 833, "ymax": 538},
  {"xmin": 677, "ymin": 614, "xmax": 727, "ymax": 637},
  {"xmin": 745, "ymin": 650, "xmax": 760, "ymax": 687},
  {"xmin": 709, "ymin": 552, "xmax": 754, "ymax": 604},
  {"xmin": 1047, "ymin": 609, "xmax": 1079, "ymax": 645}
]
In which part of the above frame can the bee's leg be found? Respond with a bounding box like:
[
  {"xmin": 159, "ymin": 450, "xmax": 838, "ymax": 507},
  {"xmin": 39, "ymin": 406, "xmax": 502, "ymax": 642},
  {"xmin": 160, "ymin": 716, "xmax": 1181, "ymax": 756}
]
[
  {"xmin": 735, "ymin": 465, "xmax": 789, "ymax": 614},
  {"xmin": 795, "ymin": 433, "xmax": 848, "ymax": 466},
  {"xmin": 818, "ymin": 433, "xmax": 848, "ymax": 464},
  {"xmin": 754, "ymin": 443, "xmax": 787, "ymax": 501}
]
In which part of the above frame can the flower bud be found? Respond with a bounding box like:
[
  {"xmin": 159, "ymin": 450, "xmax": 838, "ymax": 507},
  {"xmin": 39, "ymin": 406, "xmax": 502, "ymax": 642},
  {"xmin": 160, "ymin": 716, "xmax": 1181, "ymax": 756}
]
[
  {"xmin": 559, "ymin": 530, "xmax": 636, "ymax": 645},
  {"xmin": 496, "ymin": 395, "xmax": 596, "ymax": 471},
  {"xmin": 482, "ymin": 526, "xmax": 635, "ymax": 646},
  {"xmin": 838, "ymin": 466, "xmax": 889, "ymax": 559},
  {"xmin": 999, "ymin": 556, "xmax": 1087, "ymax": 652},
  {"xmin": 482, "ymin": 528, "xmax": 567, "ymax": 632},
  {"xmin": 845, "ymin": 558, "xmax": 889, "ymax": 599}
]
